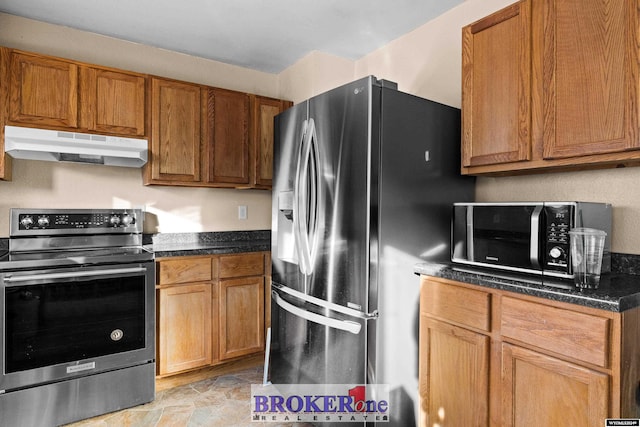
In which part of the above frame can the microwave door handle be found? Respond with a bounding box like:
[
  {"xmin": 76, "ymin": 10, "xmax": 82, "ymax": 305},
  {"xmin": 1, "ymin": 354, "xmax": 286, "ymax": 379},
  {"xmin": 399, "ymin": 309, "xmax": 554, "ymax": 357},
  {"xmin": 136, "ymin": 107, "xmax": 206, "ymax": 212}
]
[
  {"xmin": 466, "ymin": 205, "xmax": 474, "ymax": 261},
  {"xmin": 530, "ymin": 205, "xmax": 543, "ymax": 269}
]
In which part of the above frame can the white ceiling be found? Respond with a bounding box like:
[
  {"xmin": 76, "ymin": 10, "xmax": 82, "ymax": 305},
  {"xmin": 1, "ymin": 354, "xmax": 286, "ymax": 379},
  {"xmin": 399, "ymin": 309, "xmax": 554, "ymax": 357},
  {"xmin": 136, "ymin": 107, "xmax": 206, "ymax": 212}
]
[{"xmin": 0, "ymin": 0, "xmax": 464, "ymax": 73}]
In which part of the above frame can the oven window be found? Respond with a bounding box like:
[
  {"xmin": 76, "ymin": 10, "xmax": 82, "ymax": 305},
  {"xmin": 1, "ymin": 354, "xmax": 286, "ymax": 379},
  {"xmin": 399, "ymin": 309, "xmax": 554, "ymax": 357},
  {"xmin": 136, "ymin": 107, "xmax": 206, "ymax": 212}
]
[{"xmin": 5, "ymin": 275, "xmax": 146, "ymax": 373}]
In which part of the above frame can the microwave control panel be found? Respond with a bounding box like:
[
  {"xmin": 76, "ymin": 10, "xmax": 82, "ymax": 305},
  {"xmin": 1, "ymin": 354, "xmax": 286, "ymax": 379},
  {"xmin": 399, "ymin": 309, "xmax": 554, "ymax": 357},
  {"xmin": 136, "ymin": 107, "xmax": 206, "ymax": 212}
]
[{"xmin": 543, "ymin": 205, "xmax": 573, "ymax": 273}]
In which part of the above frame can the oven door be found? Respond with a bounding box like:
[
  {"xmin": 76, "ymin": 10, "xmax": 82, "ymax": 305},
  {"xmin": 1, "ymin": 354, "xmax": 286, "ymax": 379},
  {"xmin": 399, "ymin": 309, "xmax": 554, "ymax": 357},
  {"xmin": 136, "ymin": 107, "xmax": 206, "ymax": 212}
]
[{"xmin": 0, "ymin": 262, "xmax": 155, "ymax": 392}]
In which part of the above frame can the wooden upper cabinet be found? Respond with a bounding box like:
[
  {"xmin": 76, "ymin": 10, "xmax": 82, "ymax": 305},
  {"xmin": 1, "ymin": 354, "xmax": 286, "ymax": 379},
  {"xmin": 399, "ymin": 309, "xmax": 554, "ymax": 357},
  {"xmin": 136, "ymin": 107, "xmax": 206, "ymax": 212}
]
[
  {"xmin": 0, "ymin": 47, "xmax": 12, "ymax": 181},
  {"xmin": 8, "ymin": 50, "xmax": 147, "ymax": 138},
  {"xmin": 206, "ymin": 88, "xmax": 250, "ymax": 185},
  {"xmin": 9, "ymin": 51, "xmax": 78, "ymax": 128},
  {"xmin": 462, "ymin": 0, "xmax": 532, "ymax": 167},
  {"xmin": 148, "ymin": 77, "xmax": 204, "ymax": 183},
  {"xmin": 251, "ymin": 96, "xmax": 292, "ymax": 189},
  {"xmin": 542, "ymin": 0, "xmax": 640, "ymax": 159},
  {"xmin": 462, "ymin": 0, "xmax": 640, "ymax": 175},
  {"xmin": 145, "ymin": 82, "xmax": 291, "ymax": 189},
  {"xmin": 79, "ymin": 66, "xmax": 146, "ymax": 137},
  {"xmin": 1, "ymin": 46, "xmax": 292, "ymax": 187}
]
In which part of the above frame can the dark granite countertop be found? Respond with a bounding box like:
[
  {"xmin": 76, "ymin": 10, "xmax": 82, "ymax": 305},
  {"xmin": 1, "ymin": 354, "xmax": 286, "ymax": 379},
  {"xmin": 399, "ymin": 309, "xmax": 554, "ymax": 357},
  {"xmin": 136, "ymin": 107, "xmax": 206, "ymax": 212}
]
[
  {"xmin": 414, "ymin": 261, "xmax": 640, "ymax": 312},
  {"xmin": 146, "ymin": 230, "xmax": 270, "ymax": 258}
]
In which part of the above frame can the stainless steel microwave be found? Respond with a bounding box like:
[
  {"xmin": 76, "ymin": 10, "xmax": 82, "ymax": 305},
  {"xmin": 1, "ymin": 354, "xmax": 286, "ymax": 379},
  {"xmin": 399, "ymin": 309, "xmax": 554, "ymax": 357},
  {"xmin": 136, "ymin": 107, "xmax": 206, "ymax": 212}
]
[{"xmin": 451, "ymin": 202, "xmax": 612, "ymax": 278}]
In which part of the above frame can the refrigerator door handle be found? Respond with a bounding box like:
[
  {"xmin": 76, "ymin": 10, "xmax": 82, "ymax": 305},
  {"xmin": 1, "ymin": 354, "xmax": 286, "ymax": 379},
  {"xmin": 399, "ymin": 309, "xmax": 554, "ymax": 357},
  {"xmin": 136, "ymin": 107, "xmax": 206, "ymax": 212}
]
[
  {"xmin": 306, "ymin": 119, "xmax": 321, "ymax": 270},
  {"xmin": 293, "ymin": 118, "xmax": 322, "ymax": 276},
  {"xmin": 273, "ymin": 290, "xmax": 362, "ymax": 335},
  {"xmin": 293, "ymin": 119, "xmax": 313, "ymax": 275}
]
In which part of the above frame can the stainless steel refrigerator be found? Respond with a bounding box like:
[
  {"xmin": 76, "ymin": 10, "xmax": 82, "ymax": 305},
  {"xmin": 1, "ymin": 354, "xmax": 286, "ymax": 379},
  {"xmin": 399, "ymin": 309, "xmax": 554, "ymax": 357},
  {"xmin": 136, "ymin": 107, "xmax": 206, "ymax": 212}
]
[{"xmin": 268, "ymin": 76, "xmax": 474, "ymax": 426}]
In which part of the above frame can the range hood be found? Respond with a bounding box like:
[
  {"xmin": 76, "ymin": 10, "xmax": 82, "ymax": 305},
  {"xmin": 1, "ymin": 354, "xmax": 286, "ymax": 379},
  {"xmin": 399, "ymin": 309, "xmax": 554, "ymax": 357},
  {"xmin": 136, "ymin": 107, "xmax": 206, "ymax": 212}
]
[{"xmin": 4, "ymin": 125, "xmax": 148, "ymax": 168}]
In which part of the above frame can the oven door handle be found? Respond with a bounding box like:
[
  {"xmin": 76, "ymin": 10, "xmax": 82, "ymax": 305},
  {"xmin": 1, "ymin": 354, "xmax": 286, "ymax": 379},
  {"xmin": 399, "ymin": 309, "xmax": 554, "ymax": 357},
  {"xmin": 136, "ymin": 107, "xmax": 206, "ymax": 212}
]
[{"xmin": 3, "ymin": 267, "xmax": 148, "ymax": 283}]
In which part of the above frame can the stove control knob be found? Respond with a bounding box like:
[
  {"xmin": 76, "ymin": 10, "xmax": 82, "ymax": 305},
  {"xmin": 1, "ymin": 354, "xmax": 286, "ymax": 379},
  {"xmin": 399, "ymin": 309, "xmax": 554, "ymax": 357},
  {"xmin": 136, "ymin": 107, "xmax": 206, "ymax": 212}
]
[
  {"xmin": 109, "ymin": 215, "xmax": 121, "ymax": 226},
  {"xmin": 121, "ymin": 214, "xmax": 134, "ymax": 226},
  {"xmin": 37, "ymin": 216, "xmax": 50, "ymax": 227},
  {"xmin": 20, "ymin": 216, "xmax": 34, "ymax": 228}
]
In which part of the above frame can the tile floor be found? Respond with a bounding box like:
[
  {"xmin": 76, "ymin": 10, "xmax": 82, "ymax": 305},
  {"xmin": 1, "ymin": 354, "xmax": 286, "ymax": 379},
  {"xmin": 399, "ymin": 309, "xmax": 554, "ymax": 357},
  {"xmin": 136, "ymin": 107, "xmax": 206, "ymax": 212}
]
[{"xmin": 66, "ymin": 366, "xmax": 311, "ymax": 427}]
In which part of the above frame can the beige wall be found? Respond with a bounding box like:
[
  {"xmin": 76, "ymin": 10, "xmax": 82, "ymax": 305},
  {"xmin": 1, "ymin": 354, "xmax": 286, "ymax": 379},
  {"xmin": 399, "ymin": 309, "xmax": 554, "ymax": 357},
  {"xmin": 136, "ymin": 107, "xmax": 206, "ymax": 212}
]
[
  {"xmin": 3, "ymin": 1, "xmax": 640, "ymax": 254},
  {"xmin": 278, "ymin": 51, "xmax": 355, "ymax": 104}
]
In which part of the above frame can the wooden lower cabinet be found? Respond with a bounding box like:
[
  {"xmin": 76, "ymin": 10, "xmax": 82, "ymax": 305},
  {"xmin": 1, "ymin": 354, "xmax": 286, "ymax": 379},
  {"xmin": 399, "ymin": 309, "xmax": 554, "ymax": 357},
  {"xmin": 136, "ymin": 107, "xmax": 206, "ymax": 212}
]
[
  {"xmin": 219, "ymin": 276, "xmax": 265, "ymax": 360},
  {"xmin": 157, "ymin": 283, "xmax": 212, "ymax": 374},
  {"xmin": 502, "ymin": 343, "xmax": 608, "ymax": 427},
  {"xmin": 156, "ymin": 252, "xmax": 268, "ymax": 377},
  {"xmin": 419, "ymin": 276, "xmax": 640, "ymax": 427},
  {"xmin": 419, "ymin": 318, "xmax": 489, "ymax": 427}
]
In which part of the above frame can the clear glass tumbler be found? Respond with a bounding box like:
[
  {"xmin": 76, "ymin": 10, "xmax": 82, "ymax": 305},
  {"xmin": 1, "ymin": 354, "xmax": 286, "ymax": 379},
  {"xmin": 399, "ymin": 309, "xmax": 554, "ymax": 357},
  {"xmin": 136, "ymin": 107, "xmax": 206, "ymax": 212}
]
[{"xmin": 568, "ymin": 227, "xmax": 607, "ymax": 289}]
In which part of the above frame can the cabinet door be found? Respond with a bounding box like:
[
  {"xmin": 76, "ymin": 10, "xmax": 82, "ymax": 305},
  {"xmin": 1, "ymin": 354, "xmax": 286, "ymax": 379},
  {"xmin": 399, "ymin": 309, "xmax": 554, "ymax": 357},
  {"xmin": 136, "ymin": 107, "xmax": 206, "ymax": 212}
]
[
  {"xmin": 149, "ymin": 77, "xmax": 203, "ymax": 183},
  {"xmin": 157, "ymin": 283, "xmax": 212, "ymax": 375},
  {"xmin": 79, "ymin": 67, "xmax": 146, "ymax": 137},
  {"xmin": 461, "ymin": 0, "xmax": 531, "ymax": 167},
  {"xmin": 207, "ymin": 88, "xmax": 250, "ymax": 185},
  {"xmin": 419, "ymin": 317, "xmax": 489, "ymax": 427},
  {"xmin": 0, "ymin": 48, "xmax": 12, "ymax": 181},
  {"xmin": 9, "ymin": 52, "xmax": 78, "ymax": 128},
  {"xmin": 502, "ymin": 343, "xmax": 609, "ymax": 427},
  {"xmin": 251, "ymin": 96, "xmax": 291, "ymax": 189},
  {"xmin": 542, "ymin": 0, "xmax": 640, "ymax": 159},
  {"xmin": 219, "ymin": 276, "xmax": 264, "ymax": 360}
]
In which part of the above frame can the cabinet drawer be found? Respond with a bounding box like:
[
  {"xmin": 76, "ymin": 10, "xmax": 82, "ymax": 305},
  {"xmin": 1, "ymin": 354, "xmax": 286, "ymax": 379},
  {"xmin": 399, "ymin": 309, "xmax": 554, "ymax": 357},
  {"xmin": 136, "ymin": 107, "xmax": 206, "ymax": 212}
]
[
  {"xmin": 219, "ymin": 252, "xmax": 265, "ymax": 278},
  {"xmin": 501, "ymin": 296, "xmax": 610, "ymax": 367},
  {"xmin": 420, "ymin": 278, "xmax": 491, "ymax": 332},
  {"xmin": 157, "ymin": 257, "xmax": 213, "ymax": 285}
]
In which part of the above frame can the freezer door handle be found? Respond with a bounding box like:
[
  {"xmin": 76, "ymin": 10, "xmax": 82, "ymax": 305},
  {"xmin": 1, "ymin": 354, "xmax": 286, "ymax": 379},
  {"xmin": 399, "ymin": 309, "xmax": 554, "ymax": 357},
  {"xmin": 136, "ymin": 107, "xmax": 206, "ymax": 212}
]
[
  {"xmin": 272, "ymin": 290, "xmax": 362, "ymax": 335},
  {"xmin": 272, "ymin": 282, "xmax": 378, "ymax": 320}
]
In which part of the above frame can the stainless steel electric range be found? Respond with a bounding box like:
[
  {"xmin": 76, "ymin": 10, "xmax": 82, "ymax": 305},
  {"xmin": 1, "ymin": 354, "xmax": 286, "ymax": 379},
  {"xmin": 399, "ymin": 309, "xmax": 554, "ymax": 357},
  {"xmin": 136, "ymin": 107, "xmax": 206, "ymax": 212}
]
[{"xmin": 0, "ymin": 208, "xmax": 155, "ymax": 427}]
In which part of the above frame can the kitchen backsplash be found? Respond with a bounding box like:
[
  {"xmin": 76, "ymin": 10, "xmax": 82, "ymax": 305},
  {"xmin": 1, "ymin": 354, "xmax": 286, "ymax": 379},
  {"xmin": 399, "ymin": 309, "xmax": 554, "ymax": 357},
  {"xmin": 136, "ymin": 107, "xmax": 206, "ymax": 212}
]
[{"xmin": 611, "ymin": 253, "xmax": 640, "ymax": 276}]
